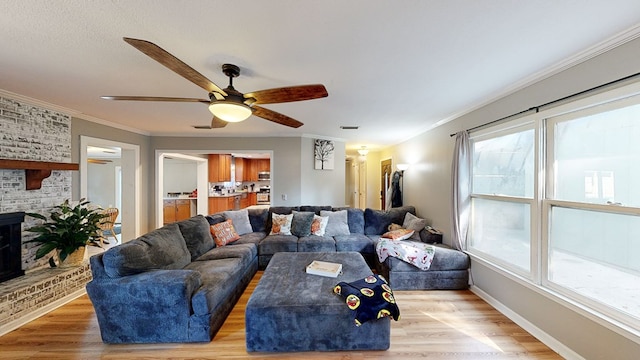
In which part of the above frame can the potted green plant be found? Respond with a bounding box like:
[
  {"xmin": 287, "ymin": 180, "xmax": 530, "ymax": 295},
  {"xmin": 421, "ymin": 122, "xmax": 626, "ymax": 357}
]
[{"xmin": 26, "ymin": 198, "xmax": 107, "ymax": 267}]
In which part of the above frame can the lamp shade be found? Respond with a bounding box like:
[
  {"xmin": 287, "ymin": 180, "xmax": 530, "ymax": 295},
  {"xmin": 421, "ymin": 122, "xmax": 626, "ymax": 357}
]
[
  {"xmin": 397, "ymin": 163, "xmax": 409, "ymax": 171},
  {"xmin": 208, "ymin": 101, "xmax": 252, "ymax": 122},
  {"xmin": 357, "ymin": 147, "xmax": 369, "ymax": 156}
]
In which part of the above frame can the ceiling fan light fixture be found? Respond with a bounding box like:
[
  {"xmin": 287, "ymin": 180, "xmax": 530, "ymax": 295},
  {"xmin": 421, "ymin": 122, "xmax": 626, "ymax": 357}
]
[{"xmin": 208, "ymin": 101, "xmax": 252, "ymax": 122}]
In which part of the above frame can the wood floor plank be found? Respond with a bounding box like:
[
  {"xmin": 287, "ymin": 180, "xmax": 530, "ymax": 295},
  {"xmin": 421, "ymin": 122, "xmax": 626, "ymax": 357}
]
[{"xmin": 0, "ymin": 271, "xmax": 563, "ymax": 359}]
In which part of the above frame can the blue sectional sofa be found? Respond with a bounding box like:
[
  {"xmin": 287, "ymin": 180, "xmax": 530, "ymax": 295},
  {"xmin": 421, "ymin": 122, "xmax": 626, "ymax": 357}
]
[
  {"xmin": 86, "ymin": 205, "xmax": 469, "ymax": 344},
  {"xmin": 86, "ymin": 215, "xmax": 258, "ymax": 343}
]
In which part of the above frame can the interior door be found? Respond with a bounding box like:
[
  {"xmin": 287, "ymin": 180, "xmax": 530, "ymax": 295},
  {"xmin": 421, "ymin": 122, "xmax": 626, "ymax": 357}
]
[{"xmin": 380, "ymin": 159, "xmax": 392, "ymax": 210}]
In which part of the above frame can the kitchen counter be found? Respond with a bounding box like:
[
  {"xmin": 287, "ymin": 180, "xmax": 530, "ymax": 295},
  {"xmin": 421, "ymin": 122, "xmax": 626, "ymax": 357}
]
[{"xmin": 208, "ymin": 191, "xmax": 258, "ymax": 197}]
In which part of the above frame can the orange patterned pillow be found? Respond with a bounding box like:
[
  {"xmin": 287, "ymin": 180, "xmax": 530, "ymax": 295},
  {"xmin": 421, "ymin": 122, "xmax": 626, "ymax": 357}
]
[
  {"xmin": 381, "ymin": 228, "xmax": 415, "ymax": 241},
  {"xmin": 210, "ymin": 219, "xmax": 240, "ymax": 247}
]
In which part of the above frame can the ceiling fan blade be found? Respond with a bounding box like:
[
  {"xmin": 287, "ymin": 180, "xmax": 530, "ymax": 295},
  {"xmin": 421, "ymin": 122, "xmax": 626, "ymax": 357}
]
[
  {"xmin": 123, "ymin": 37, "xmax": 227, "ymax": 96},
  {"xmin": 101, "ymin": 95, "xmax": 210, "ymax": 103},
  {"xmin": 244, "ymin": 84, "xmax": 328, "ymax": 104},
  {"xmin": 252, "ymin": 105, "xmax": 303, "ymax": 128},
  {"xmin": 211, "ymin": 116, "xmax": 228, "ymax": 128}
]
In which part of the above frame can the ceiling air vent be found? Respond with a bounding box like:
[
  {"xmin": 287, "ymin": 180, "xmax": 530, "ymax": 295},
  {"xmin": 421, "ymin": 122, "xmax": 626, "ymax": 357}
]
[{"xmin": 340, "ymin": 126, "xmax": 359, "ymax": 130}]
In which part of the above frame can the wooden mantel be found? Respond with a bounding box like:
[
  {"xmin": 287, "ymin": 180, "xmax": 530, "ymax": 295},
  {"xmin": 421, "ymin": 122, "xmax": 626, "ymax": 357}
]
[{"xmin": 0, "ymin": 159, "xmax": 79, "ymax": 190}]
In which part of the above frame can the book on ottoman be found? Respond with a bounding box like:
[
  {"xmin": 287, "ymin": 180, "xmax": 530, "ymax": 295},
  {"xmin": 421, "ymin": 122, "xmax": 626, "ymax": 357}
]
[{"xmin": 306, "ymin": 260, "xmax": 343, "ymax": 277}]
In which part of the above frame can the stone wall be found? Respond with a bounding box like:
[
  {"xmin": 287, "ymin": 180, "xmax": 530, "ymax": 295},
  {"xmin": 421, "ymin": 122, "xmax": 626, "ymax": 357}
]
[
  {"xmin": 0, "ymin": 95, "xmax": 73, "ymax": 271},
  {"xmin": 0, "ymin": 94, "xmax": 89, "ymax": 335}
]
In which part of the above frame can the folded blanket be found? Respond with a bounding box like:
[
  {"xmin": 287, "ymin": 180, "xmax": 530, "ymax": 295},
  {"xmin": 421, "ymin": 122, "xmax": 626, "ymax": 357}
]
[{"xmin": 376, "ymin": 238, "xmax": 435, "ymax": 271}]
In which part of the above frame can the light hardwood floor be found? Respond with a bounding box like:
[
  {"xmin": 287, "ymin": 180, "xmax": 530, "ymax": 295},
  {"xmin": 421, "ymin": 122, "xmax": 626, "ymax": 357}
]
[{"xmin": 0, "ymin": 272, "xmax": 563, "ymax": 359}]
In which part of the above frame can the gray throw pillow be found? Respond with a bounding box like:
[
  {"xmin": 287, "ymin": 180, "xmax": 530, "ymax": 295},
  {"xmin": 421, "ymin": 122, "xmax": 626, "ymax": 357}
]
[
  {"xmin": 291, "ymin": 211, "xmax": 315, "ymax": 237},
  {"xmin": 320, "ymin": 210, "xmax": 351, "ymax": 236},
  {"xmin": 403, "ymin": 212, "xmax": 427, "ymax": 240},
  {"xmin": 223, "ymin": 209, "xmax": 253, "ymax": 235}
]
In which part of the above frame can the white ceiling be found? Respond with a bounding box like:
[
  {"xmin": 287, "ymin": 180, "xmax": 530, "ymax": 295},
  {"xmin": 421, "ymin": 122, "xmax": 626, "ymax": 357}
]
[{"xmin": 2, "ymin": 1, "xmax": 640, "ymax": 152}]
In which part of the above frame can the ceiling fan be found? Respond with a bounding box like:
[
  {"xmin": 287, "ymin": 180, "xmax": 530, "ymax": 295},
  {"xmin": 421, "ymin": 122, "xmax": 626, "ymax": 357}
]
[{"xmin": 102, "ymin": 37, "xmax": 328, "ymax": 129}]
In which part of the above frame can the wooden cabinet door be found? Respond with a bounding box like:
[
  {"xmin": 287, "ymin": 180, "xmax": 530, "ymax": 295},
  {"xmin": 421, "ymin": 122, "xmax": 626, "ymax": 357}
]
[
  {"xmin": 240, "ymin": 194, "xmax": 249, "ymax": 209},
  {"xmin": 246, "ymin": 159, "xmax": 257, "ymax": 181},
  {"xmin": 235, "ymin": 157, "xmax": 244, "ymax": 182},
  {"xmin": 175, "ymin": 199, "xmax": 191, "ymax": 221},
  {"xmin": 208, "ymin": 154, "xmax": 232, "ymax": 182},
  {"xmin": 257, "ymin": 159, "xmax": 270, "ymax": 172},
  {"xmin": 221, "ymin": 154, "xmax": 231, "ymax": 181},
  {"xmin": 208, "ymin": 154, "xmax": 220, "ymax": 182},
  {"xmin": 163, "ymin": 200, "xmax": 176, "ymax": 224},
  {"xmin": 248, "ymin": 192, "xmax": 257, "ymax": 206}
]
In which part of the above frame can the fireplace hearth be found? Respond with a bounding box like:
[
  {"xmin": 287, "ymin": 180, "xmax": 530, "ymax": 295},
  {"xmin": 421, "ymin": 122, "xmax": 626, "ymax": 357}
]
[{"xmin": 0, "ymin": 212, "xmax": 25, "ymax": 283}]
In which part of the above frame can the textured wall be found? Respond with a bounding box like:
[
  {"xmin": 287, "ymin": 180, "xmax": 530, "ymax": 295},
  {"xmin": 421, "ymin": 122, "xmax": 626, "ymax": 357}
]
[{"xmin": 0, "ymin": 95, "xmax": 73, "ymax": 271}]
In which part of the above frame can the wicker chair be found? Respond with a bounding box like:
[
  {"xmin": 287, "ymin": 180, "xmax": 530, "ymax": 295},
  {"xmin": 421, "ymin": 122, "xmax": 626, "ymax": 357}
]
[{"xmin": 98, "ymin": 207, "xmax": 119, "ymax": 245}]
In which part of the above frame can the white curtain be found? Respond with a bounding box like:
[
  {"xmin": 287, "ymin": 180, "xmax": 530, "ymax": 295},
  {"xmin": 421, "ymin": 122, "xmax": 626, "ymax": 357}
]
[{"xmin": 451, "ymin": 131, "xmax": 471, "ymax": 251}]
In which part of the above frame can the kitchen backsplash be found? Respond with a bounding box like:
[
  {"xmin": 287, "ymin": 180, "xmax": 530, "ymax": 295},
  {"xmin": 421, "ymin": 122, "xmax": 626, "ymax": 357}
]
[{"xmin": 208, "ymin": 180, "xmax": 270, "ymax": 196}]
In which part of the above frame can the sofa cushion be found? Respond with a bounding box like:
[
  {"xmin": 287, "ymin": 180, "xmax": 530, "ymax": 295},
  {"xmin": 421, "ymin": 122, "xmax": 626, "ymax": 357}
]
[
  {"xmin": 177, "ymin": 215, "xmax": 215, "ymax": 261},
  {"xmin": 102, "ymin": 223, "xmax": 191, "ymax": 278},
  {"xmin": 297, "ymin": 235, "xmax": 336, "ymax": 252},
  {"xmin": 402, "ymin": 212, "xmax": 426, "ymax": 240},
  {"xmin": 364, "ymin": 206, "xmax": 416, "ymax": 235},
  {"xmin": 196, "ymin": 242, "xmax": 257, "ymax": 263},
  {"xmin": 224, "ymin": 209, "xmax": 253, "ymax": 235},
  {"xmin": 299, "ymin": 205, "xmax": 332, "ymax": 215},
  {"xmin": 320, "ymin": 210, "xmax": 351, "ymax": 236},
  {"xmin": 205, "ymin": 213, "xmax": 226, "ymax": 226},
  {"xmin": 291, "ymin": 211, "xmax": 315, "ymax": 237},
  {"xmin": 234, "ymin": 231, "xmax": 267, "ymax": 246},
  {"xmin": 259, "ymin": 234, "xmax": 298, "ymax": 255},
  {"xmin": 335, "ymin": 233, "xmax": 376, "ymax": 254},
  {"xmin": 185, "ymin": 259, "xmax": 241, "ymax": 316},
  {"xmin": 248, "ymin": 208, "xmax": 269, "ymax": 232},
  {"xmin": 333, "ymin": 207, "xmax": 365, "ymax": 234}
]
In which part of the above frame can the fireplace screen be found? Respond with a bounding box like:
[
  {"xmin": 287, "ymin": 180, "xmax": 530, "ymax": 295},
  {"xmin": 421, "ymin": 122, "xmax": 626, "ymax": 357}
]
[{"xmin": 0, "ymin": 212, "xmax": 25, "ymax": 283}]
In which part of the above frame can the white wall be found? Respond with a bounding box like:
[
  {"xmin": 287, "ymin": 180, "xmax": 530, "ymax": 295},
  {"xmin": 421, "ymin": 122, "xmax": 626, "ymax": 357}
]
[
  {"xmin": 87, "ymin": 159, "xmax": 120, "ymax": 208},
  {"xmin": 162, "ymin": 159, "xmax": 197, "ymax": 194},
  {"xmin": 300, "ymin": 137, "xmax": 346, "ymax": 206},
  {"xmin": 383, "ymin": 36, "xmax": 640, "ymax": 358}
]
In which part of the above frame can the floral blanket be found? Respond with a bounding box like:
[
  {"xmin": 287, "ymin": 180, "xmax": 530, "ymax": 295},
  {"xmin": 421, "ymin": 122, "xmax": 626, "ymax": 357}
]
[{"xmin": 376, "ymin": 238, "xmax": 436, "ymax": 271}]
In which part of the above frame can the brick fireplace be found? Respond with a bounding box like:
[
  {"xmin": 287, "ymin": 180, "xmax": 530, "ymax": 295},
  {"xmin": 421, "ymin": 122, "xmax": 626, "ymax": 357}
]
[{"xmin": 0, "ymin": 94, "xmax": 91, "ymax": 335}]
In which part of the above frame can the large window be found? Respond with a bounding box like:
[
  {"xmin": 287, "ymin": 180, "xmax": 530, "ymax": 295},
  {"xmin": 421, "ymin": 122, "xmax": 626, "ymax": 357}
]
[
  {"xmin": 469, "ymin": 124, "xmax": 536, "ymax": 274},
  {"xmin": 468, "ymin": 89, "xmax": 640, "ymax": 333},
  {"xmin": 546, "ymin": 98, "xmax": 640, "ymax": 327}
]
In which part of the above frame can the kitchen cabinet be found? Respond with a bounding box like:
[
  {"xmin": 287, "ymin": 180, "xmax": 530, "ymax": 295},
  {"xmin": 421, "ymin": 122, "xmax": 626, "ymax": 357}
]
[
  {"xmin": 208, "ymin": 154, "xmax": 231, "ymax": 182},
  {"xmin": 240, "ymin": 193, "xmax": 249, "ymax": 209},
  {"xmin": 163, "ymin": 199, "xmax": 191, "ymax": 224},
  {"xmin": 245, "ymin": 159, "xmax": 258, "ymax": 181},
  {"xmin": 257, "ymin": 159, "xmax": 270, "ymax": 173},
  {"xmin": 248, "ymin": 192, "xmax": 257, "ymax": 206},
  {"xmin": 208, "ymin": 196, "xmax": 242, "ymax": 213},
  {"xmin": 235, "ymin": 157, "xmax": 245, "ymax": 182}
]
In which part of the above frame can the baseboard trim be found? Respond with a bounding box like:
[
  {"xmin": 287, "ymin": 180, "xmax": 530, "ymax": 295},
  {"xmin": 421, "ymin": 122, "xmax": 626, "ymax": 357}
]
[
  {"xmin": 0, "ymin": 288, "xmax": 87, "ymax": 337},
  {"xmin": 470, "ymin": 285, "xmax": 584, "ymax": 360}
]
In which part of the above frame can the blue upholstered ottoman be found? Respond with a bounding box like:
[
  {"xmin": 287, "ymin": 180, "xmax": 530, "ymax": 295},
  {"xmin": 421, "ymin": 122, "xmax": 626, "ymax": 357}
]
[{"xmin": 245, "ymin": 252, "xmax": 390, "ymax": 352}]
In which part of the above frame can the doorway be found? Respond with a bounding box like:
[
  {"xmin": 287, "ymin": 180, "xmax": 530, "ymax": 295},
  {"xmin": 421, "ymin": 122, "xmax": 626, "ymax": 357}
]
[
  {"xmin": 80, "ymin": 136, "xmax": 141, "ymax": 242},
  {"xmin": 381, "ymin": 159, "xmax": 392, "ymax": 210}
]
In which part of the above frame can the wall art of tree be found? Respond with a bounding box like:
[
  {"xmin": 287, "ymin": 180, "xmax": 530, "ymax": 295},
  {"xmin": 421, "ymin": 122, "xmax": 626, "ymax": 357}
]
[{"xmin": 314, "ymin": 139, "xmax": 335, "ymax": 170}]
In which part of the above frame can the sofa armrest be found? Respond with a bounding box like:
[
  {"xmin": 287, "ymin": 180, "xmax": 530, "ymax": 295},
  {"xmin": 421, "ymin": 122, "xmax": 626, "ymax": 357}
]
[
  {"xmin": 87, "ymin": 269, "xmax": 202, "ymax": 307},
  {"xmin": 86, "ymin": 269, "xmax": 203, "ymax": 343}
]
